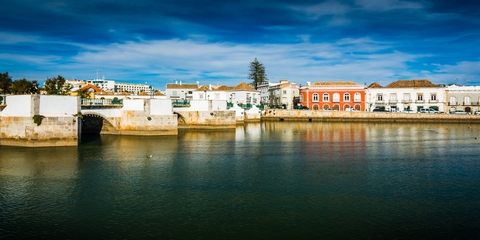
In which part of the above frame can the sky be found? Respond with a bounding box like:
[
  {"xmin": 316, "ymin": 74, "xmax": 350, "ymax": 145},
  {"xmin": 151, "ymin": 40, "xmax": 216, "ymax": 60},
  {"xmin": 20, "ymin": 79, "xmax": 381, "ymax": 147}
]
[{"xmin": 1, "ymin": 0, "xmax": 480, "ymax": 90}]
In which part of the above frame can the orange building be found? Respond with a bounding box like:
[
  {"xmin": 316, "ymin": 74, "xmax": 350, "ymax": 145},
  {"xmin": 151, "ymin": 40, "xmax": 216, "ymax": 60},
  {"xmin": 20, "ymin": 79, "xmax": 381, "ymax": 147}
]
[{"xmin": 299, "ymin": 81, "xmax": 366, "ymax": 111}]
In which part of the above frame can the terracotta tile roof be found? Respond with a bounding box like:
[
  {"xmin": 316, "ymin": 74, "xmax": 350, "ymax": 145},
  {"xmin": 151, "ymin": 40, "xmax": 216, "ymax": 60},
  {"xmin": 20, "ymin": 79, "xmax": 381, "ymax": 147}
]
[
  {"xmin": 385, "ymin": 79, "xmax": 437, "ymax": 88},
  {"xmin": 311, "ymin": 81, "xmax": 360, "ymax": 87},
  {"xmin": 367, "ymin": 82, "xmax": 384, "ymax": 88},
  {"xmin": 213, "ymin": 85, "xmax": 232, "ymax": 91},
  {"xmin": 231, "ymin": 82, "xmax": 256, "ymax": 91},
  {"xmin": 197, "ymin": 85, "xmax": 210, "ymax": 91},
  {"xmin": 81, "ymin": 84, "xmax": 104, "ymax": 92},
  {"xmin": 166, "ymin": 83, "xmax": 198, "ymax": 89}
]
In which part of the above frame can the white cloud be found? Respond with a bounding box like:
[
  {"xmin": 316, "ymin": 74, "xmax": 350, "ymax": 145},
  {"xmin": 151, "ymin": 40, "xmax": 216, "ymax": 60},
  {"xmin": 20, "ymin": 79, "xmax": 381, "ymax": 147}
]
[{"xmin": 3, "ymin": 36, "xmax": 479, "ymax": 88}]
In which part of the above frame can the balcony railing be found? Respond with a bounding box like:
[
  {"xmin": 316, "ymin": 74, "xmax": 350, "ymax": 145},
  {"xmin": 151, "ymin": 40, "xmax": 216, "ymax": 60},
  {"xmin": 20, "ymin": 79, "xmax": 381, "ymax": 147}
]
[
  {"xmin": 375, "ymin": 101, "xmax": 385, "ymax": 105},
  {"xmin": 415, "ymin": 100, "xmax": 425, "ymax": 103},
  {"xmin": 402, "ymin": 100, "xmax": 412, "ymax": 103},
  {"xmin": 172, "ymin": 99, "xmax": 190, "ymax": 107},
  {"xmin": 388, "ymin": 100, "xmax": 398, "ymax": 105},
  {"xmin": 81, "ymin": 98, "xmax": 123, "ymax": 106}
]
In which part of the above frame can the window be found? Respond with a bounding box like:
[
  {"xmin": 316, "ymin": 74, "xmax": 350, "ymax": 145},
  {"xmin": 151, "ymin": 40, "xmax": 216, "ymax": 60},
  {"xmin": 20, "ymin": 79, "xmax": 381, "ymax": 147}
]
[
  {"xmin": 377, "ymin": 94, "xmax": 383, "ymax": 101},
  {"xmin": 449, "ymin": 96, "xmax": 457, "ymax": 105},
  {"xmin": 417, "ymin": 94, "xmax": 423, "ymax": 101},
  {"xmin": 299, "ymin": 94, "xmax": 304, "ymax": 103},
  {"xmin": 403, "ymin": 93, "xmax": 411, "ymax": 101},
  {"xmin": 172, "ymin": 91, "xmax": 178, "ymax": 96},
  {"xmin": 354, "ymin": 93, "xmax": 361, "ymax": 102},
  {"xmin": 283, "ymin": 90, "xmax": 287, "ymax": 94},
  {"xmin": 313, "ymin": 93, "xmax": 319, "ymax": 102},
  {"xmin": 323, "ymin": 93, "xmax": 329, "ymax": 102},
  {"xmin": 465, "ymin": 96, "xmax": 471, "ymax": 105},
  {"xmin": 344, "ymin": 93, "xmax": 350, "ymax": 102},
  {"xmin": 390, "ymin": 94, "xmax": 397, "ymax": 101},
  {"xmin": 333, "ymin": 93, "xmax": 340, "ymax": 102},
  {"xmin": 431, "ymin": 93, "xmax": 437, "ymax": 101}
]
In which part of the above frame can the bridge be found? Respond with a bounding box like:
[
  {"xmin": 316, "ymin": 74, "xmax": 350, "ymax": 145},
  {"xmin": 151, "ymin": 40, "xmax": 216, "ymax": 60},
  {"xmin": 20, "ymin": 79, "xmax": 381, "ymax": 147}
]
[{"xmin": 0, "ymin": 95, "xmax": 242, "ymax": 147}]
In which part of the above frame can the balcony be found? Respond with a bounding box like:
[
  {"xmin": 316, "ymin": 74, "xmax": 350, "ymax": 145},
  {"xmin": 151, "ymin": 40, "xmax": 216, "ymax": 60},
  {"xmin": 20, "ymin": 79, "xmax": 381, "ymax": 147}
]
[
  {"xmin": 388, "ymin": 100, "xmax": 398, "ymax": 105},
  {"xmin": 415, "ymin": 100, "xmax": 425, "ymax": 103},
  {"xmin": 81, "ymin": 98, "xmax": 123, "ymax": 106},
  {"xmin": 375, "ymin": 101, "xmax": 385, "ymax": 106},
  {"xmin": 172, "ymin": 99, "xmax": 190, "ymax": 107},
  {"xmin": 402, "ymin": 100, "xmax": 412, "ymax": 104}
]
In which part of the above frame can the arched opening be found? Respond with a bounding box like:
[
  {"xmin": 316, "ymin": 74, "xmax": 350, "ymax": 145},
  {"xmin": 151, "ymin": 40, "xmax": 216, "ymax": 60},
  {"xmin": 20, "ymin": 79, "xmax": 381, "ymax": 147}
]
[
  {"xmin": 323, "ymin": 104, "xmax": 330, "ymax": 110},
  {"xmin": 332, "ymin": 104, "xmax": 340, "ymax": 111},
  {"xmin": 465, "ymin": 107, "xmax": 471, "ymax": 113},
  {"xmin": 174, "ymin": 112, "xmax": 187, "ymax": 125},
  {"xmin": 312, "ymin": 104, "xmax": 319, "ymax": 110},
  {"xmin": 344, "ymin": 104, "xmax": 351, "ymax": 111},
  {"xmin": 80, "ymin": 113, "xmax": 117, "ymax": 136},
  {"xmin": 354, "ymin": 104, "xmax": 361, "ymax": 111}
]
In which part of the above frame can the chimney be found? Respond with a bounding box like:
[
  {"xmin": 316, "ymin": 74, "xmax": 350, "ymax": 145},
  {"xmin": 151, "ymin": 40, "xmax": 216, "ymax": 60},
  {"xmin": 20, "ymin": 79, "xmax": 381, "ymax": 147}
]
[{"xmin": 307, "ymin": 82, "xmax": 311, "ymax": 86}]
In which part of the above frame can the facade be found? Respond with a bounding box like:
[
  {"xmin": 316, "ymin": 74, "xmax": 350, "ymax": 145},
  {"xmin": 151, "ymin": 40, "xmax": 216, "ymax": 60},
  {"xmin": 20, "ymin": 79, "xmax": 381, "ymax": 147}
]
[
  {"xmin": 267, "ymin": 80, "xmax": 300, "ymax": 109},
  {"xmin": 445, "ymin": 85, "xmax": 480, "ymax": 113},
  {"xmin": 366, "ymin": 80, "xmax": 446, "ymax": 112},
  {"xmin": 299, "ymin": 81, "xmax": 365, "ymax": 111},
  {"xmin": 227, "ymin": 82, "xmax": 260, "ymax": 105},
  {"xmin": 115, "ymin": 82, "xmax": 152, "ymax": 95},
  {"xmin": 256, "ymin": 82, "xmax": 272, "ymax": 106},
  {"xmin": 86, "ymin": 78, "xmax": 115, "ymax": 92},
  {"xmin": 165, "ymin": 82, "xmax": 199, "ymax": 99}
]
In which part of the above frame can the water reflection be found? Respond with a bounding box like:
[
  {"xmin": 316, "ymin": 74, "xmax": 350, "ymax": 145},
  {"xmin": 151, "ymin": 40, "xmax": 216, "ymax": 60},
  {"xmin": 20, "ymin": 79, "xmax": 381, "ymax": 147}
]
[{"xmin": 1, "ymin": 122, "xmax": 480, "ymax": 239}]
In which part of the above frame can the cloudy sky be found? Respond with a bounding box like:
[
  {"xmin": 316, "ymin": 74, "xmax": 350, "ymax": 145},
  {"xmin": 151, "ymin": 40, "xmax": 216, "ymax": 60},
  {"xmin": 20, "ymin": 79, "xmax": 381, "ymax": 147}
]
[{"xmin": 1, "ymin": 0, "xmax": 480, "ymax": 90}]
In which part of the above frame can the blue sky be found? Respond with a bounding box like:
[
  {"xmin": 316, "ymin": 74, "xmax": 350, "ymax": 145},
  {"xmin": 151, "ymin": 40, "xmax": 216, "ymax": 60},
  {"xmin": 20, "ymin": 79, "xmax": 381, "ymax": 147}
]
[{"xmin": 1, "ymin": 0, "xmax": 480, "ymax": 90}]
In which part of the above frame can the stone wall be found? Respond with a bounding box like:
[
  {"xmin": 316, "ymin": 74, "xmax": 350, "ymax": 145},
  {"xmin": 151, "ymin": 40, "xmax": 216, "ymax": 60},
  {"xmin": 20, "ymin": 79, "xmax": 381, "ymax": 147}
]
[
  {"xmin": 0, "ymin": 116, "xmax": 79, "ymax": 147},
  {"xmin": 262, "ymin": 109, "xmax": 480, "ymax": 123},
  {"xmin": 0, "ymin": 95, "xmax": 80, "ymax": 147},
  {"xmin": 176, "ymin": 110, "xmax": 236, "ymax": 129}
]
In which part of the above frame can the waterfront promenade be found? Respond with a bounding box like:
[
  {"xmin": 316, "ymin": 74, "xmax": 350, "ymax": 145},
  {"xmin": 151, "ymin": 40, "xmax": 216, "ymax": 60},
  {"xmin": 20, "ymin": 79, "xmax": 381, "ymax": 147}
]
[{"xmin": 262, "ymin": 109, "xmax": 480, "ymax": 123}]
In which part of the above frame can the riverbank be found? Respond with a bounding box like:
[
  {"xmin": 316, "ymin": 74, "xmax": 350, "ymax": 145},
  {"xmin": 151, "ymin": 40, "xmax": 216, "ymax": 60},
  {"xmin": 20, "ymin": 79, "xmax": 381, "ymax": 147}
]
[{"xmin": 261, "ymin": 109, "xmax": 480, "ymax": 123}]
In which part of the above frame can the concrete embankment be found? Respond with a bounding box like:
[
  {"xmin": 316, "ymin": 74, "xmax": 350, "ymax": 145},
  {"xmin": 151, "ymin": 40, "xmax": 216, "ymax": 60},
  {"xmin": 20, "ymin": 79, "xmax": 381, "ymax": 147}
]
[{"xmin": 262, "ymin": 109, "xmax": 480, "ymax": 123}]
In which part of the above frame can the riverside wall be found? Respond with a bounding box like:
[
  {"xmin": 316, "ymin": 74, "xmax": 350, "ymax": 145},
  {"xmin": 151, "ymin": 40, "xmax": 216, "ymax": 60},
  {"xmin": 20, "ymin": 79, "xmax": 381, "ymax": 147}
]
[
  {"xmin": 0, "ymin": 95, "xmax": 80, "ymax": 147},
  {"xmin": 262, "ymin": 109, "xmax": 480, "ymax": 123}
]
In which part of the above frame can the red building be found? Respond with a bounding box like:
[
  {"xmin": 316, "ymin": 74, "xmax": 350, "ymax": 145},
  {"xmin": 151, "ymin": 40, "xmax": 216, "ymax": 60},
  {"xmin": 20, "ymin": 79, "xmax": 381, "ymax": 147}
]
[{"xmin": 299, "ymin": 81, "xmax": 366, "ymax": 111}]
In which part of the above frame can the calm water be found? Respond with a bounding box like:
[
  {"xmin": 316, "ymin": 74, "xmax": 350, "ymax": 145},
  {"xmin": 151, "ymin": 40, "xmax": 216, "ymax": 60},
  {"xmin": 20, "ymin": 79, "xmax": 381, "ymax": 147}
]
[{"xmin": 1, "ymin": 122, "xmax": 480, "ymax": 239}]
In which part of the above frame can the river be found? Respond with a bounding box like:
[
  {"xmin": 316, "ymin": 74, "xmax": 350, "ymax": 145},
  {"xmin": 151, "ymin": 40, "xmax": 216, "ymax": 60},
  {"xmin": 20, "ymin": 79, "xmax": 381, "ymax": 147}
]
[{"xmin": 1, "ymin": 122, "xmax": 479, "ymax": 239}]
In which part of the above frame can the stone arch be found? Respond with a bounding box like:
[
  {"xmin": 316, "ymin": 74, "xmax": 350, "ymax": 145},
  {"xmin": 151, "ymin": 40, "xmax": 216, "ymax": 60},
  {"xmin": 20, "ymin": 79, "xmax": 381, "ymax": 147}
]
[
  {"xmin": 81, "ymin": 112, "xmax": 117, "ymax": 135},
  {"xmin": 354, "ymin": 104, "xmax": 361, "ymax": 111},
  {"xmin": 344, "ymin": 104, "xmax": 351, "ymax": 111},
  {"xmin": 323, "ymin": 104, "xmax": 330, "ymax": 110},
  {"xmin": 312, "ymin": 104, "xmax": 319, "ymax": 110},
  {"xmin": 332, "ymin": 104, "xmax": 340, "ymax": 111},
  {"xmin": 173, "ymin": 112, "xmax": 187, "ymax": 125}
]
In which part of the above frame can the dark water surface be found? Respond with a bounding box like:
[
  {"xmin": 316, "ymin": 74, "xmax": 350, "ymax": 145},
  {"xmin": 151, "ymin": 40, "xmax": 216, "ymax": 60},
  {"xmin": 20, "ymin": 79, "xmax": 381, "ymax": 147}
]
[{"xmin": 1, "ymin": 122, "xmax": 480, "ymax": 239}]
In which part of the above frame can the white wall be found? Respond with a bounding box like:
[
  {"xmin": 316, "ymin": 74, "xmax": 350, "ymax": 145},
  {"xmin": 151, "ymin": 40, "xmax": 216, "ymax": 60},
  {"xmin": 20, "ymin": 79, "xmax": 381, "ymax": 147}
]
[
  {"xmin": 122, "ymin": 99, "xmax": 144, "ymax": 110},
  {"xmin": 0, "ymin": 95, "xmax": 35, "ymax": 117},
  {"xmin": 150, "ymin": 99, "xmax": 173, "ymax": 115},
  {"xmin": 39, "ymin": 95, "xmax": 79, "ymax": 116},
  {"xmin": 211, "ymin": 100, "xmax": 227, "ymax": 110}
]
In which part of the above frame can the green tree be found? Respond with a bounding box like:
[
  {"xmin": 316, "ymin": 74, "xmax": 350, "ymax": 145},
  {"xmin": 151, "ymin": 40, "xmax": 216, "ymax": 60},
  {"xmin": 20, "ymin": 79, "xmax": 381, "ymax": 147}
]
[
  {"xmin": 248, "ymin": 58, "xmax": 268, "ymax": 89},
  {"xmin": 0, "ymin": 71, "xmax": 13, "ymax": 94},
  {"xmin": 11, "ymin": 78, "xmax": 39, "ymax": 94},
  {"xmin": 44, "ymin": 75, "xmax": 72, "ymax": 95},
  {"xmin": 76, "ymin": 88, "xmax": 91, "ymax": 99}
]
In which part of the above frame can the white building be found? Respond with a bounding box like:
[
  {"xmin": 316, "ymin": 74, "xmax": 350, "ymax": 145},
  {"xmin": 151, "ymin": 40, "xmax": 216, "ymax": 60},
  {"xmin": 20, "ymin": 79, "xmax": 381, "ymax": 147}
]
[
  {"xmin": 165, "ymin": 82, "xmax": 199, "ymax": 99},
  {"xmin": 115, "ymin": 82, "xmax": 152, "ymax": 95},
  {"xmin": 445, "ymin": 85, "xmax": 480, "ymax": 113},
  {"xmin": 267, "ymin": 80, "xmax": 300, "ymax": 109},
  {"xmin": 226, "ymin": 82, "xmax": 260, "ymax": 105},
  {"xmin": 366, "ymin": 79, "xmax": 446, "ymax": 112},
  {"xmin": 86, "ymin": 78, "xmax": 115, "ymax": 92}
]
